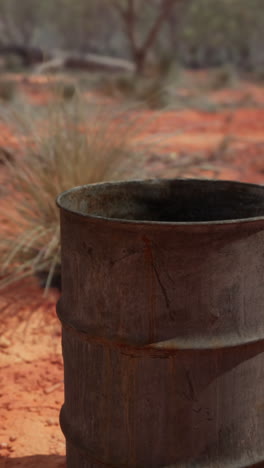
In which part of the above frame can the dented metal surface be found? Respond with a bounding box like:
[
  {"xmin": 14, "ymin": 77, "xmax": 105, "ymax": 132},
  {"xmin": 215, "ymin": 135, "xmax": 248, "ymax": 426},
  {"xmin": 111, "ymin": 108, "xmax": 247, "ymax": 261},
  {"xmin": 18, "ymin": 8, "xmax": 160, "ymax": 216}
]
[{"xmin": 57, "ymin": 178, "xmax": 264, "ymax": 467}]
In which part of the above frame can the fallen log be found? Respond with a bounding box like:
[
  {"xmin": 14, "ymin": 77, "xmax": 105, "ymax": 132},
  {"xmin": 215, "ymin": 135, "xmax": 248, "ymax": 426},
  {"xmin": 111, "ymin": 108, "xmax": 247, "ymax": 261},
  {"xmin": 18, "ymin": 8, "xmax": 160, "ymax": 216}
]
[
  {"xmin": 0, "ymin": 44, "xmax": 135, "ymax": 74},
  {"xmin": 64, "ymin": 52, "xmax": 135, "ymax": 73}
]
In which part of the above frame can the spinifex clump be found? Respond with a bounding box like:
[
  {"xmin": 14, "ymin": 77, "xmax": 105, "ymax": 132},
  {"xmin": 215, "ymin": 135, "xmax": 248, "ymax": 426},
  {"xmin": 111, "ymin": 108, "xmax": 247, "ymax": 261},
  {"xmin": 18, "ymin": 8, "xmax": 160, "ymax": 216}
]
[{"xmin": 0, "ymin": 95, "xmax": 156, "ymax": 294}]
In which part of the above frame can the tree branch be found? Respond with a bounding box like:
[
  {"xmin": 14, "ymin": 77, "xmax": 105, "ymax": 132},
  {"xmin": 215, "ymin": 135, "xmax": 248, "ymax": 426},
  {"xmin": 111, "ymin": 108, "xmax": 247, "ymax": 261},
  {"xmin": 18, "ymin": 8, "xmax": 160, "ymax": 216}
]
[
  {"xmin": 113, "ymin": 0, "xmax": 138, "ymax": 55},
  {"xmin": 141, "ymin": 0, "xmax": 175, "ymax": 54}
]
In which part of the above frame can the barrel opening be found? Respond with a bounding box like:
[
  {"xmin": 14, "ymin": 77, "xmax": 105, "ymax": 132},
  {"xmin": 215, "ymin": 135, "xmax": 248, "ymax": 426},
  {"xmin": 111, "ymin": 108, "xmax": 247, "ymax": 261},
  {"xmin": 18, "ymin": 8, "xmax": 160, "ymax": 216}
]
[{"xmin": 57, "ymin": 179, "xmax": 264, "ymax": 223}]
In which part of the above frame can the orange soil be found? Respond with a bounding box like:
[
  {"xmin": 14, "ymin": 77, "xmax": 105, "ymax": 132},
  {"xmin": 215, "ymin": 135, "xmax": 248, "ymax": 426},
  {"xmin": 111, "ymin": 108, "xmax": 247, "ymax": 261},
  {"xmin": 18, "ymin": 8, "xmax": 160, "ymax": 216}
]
[
  {"xmin": 0, "ymin": 75, "xmax": 263, "ymax": 467},
  {"xmin": 0, "ymin": 282, "xmax": 64, "ymax": 468}
]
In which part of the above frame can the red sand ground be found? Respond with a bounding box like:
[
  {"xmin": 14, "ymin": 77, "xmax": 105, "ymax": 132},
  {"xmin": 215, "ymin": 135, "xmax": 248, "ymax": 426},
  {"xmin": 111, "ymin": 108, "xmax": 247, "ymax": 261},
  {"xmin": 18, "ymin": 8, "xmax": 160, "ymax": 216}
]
[
  {"xmin": 0, "ymin": 74, "xmax": 264, "ymax": 467},
  {"xmin": 0, "ymin": 283, "xmax": 64, "ymax": 468}
]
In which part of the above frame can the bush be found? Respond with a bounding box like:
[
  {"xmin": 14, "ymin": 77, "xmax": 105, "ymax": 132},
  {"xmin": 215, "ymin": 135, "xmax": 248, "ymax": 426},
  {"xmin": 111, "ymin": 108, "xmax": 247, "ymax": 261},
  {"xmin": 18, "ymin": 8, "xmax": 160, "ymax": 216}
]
[
  {"xmin": 136, "ymin": 79, "xmax": 169, "ymax": 109},
  {"xmin": 98, "ymin": 74, "xmax": 172, "ymax": 109},
  {"xmin": 60, "ymin": 83, "xmax": 77, "ymax": 100},
  {"xmin": 0, "ymin": 80, "xmax": 17, "ymax": 101},
  {"xmin": 97, "ymin": 74, "xmax": 137, "ymax": 99},
  {"xmin": 207, "ymin": 64, "xmax": 238, "ymax": 90},
  {"xmin": 4, "ymin": 54, "xmax": 24, "ymax": 72},
  {"xmin": 179, "ymin": 0, "xmax": 264, "ymax": 70},
  {"xmin": 0, "ymin": 93, "xmax": 152, "ymax": 292},
  {"xmin": 252, "ymin": 67, "xmax": 264, "ymax": 84}
]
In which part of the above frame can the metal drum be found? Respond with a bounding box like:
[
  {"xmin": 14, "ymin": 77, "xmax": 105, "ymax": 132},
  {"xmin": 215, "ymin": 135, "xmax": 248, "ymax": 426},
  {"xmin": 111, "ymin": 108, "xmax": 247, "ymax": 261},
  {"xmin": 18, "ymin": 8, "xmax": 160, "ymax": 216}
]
[{"xmin": 56, "ymin": 178, "xmax": 264, "ymax": 467}]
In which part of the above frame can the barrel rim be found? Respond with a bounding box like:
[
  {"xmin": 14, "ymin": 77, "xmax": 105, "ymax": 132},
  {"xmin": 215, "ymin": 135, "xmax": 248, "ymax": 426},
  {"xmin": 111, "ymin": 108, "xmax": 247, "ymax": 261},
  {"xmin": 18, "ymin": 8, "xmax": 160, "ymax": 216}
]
[{"xmin": 56, "ymin": 178, "xmax": 264, "ymax": 226}]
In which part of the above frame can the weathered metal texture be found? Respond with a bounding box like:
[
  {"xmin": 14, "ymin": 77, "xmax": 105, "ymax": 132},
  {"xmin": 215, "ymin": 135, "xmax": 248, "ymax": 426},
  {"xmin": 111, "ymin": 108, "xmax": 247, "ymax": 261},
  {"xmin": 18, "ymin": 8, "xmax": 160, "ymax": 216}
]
[{"xmin": 56, "ymin": 178, "xmax": 264, "ymax": 468}]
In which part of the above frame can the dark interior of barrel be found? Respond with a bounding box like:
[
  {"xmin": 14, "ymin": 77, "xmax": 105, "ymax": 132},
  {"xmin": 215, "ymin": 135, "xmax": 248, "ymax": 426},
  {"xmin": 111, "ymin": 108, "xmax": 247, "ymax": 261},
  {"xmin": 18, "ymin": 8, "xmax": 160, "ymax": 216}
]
[{"xmin": 59, "ymin": 179, "xmax": 264, "ymax": 222}]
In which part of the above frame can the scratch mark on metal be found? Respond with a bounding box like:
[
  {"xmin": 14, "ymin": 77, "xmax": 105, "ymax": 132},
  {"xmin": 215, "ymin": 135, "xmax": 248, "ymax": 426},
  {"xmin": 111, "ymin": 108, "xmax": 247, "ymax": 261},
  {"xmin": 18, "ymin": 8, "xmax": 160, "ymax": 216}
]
[
  {"xmin": 152, "ymin": 262, "xmax": 170, "ymax": 308},
  {"xmin": 183, "ymin": 369, "xmax": 198, "ymax": 402},
  {"xmin": 143, "ymin": 236, "xmax": 170, "ymax": 309},
  {"xmin": 110, "ymin": 249, "xmax": 142, "ymax": 267}
]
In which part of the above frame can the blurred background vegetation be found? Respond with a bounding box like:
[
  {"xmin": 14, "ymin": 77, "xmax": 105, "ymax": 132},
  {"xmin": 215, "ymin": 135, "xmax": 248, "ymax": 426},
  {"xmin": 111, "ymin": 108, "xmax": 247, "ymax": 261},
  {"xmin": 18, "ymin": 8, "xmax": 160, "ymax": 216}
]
[{"xmin": 0, "ymin": 0, "xmax": 263, "ymax": 75}]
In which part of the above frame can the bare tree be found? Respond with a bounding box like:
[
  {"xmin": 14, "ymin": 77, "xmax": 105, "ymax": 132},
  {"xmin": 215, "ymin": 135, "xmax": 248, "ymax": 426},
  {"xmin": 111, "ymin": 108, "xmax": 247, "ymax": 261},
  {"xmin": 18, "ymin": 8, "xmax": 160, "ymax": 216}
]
[{"xmin": 113, "ymin": 0, "xmax": 176, "ymax": 74}]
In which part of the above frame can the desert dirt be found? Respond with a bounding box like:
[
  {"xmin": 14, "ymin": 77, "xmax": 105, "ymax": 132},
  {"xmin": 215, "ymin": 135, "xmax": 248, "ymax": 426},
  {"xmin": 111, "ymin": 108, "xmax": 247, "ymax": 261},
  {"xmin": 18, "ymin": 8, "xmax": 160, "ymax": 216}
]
[{"xmin": 0, "ymin": 73, "xmax": 264, "ymax": 467}]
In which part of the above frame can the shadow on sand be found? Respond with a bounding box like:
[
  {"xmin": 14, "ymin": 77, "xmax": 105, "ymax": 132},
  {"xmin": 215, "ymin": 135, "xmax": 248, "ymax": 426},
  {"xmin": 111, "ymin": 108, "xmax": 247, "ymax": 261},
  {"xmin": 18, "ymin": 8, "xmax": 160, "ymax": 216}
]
[{"xmin": 0, "ymin": 454, "xmax": 66, "ymax": 468}]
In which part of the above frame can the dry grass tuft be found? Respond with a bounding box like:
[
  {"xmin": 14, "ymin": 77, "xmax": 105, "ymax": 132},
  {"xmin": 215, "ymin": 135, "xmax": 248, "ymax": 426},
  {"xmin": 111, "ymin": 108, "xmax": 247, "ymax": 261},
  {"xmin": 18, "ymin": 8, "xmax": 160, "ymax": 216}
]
[{"xmin": 0, "ymin": 92, "xmax": 155, "ymax": 294}]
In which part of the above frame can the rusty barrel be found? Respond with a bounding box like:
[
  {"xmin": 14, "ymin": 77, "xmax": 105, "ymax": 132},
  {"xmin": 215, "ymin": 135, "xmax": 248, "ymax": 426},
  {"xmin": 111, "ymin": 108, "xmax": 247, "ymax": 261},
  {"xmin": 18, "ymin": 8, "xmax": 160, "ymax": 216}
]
[{"xmin": 56, "ymin": 178, "xmax": 264, "ymax": 467}]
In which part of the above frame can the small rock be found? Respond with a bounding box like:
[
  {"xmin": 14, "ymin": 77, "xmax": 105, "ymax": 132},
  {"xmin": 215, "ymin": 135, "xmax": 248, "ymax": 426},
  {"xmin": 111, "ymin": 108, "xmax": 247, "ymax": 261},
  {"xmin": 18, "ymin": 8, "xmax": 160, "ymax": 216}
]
[
  {"xmin": 0, "ymin": 337, "xmax": 11, "ymax": 349},
  {"xmin": 0, "ymin": 442, "xmax": 8, "ymax": 449},
  {"xmin": 45, "ymin": 418, "xmax": 58, "ymax": 426},
  {"xmin": 9, "ymin": 436, "xmax": 16, "ymax": 442}
]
